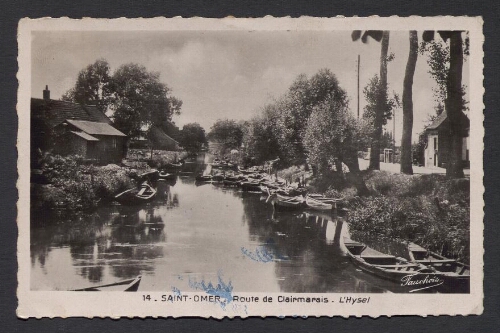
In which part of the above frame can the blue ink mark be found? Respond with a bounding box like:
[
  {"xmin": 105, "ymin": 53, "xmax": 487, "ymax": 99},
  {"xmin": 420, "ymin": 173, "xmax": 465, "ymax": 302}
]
[
  {"xmin": 172, "ymin": 286, "xmax": 181, "ymax": 296},
  {"xmin": 188, "ymin": 270, "xmax": 234, "ymax": 309},
  {"xmin": 241, "ymin": 238, "xmax": 287, "ymax": 262}
]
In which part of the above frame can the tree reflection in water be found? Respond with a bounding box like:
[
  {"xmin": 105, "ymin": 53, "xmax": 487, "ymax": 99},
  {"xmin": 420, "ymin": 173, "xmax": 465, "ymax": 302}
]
[
  {"xmin": 240, "ymin": 194, "xmax": 407, "ymax": 293},
  {"xmin": 31, "ymin": 194, "xmax": 170, "ymax": 286}
]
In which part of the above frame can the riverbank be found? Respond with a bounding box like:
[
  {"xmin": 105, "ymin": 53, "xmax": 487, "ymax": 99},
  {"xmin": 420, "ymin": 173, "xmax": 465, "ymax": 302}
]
[
  {"xmin": 306, "ymin": 169, "xmax": 470, "ymax": 264},
  {"xmin": 31, "ymin": 150, "xmax": 187, "ymax": 220}
]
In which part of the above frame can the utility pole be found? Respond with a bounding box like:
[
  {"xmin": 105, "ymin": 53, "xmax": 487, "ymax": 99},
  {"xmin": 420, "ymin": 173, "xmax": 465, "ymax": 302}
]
[
  {"xmin": 393, "ymin": 108, "xmax": 396, "ymax": 163},
  {"xmin": 357, "ymin": 54, "xmax": 360, "ymax": 119}
]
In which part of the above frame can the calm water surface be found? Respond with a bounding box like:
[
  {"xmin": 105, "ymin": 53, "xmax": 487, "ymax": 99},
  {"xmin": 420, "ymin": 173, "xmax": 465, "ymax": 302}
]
[{"xmin": 31, "ymin": 154, "xmax": 426, "ymax": 293}]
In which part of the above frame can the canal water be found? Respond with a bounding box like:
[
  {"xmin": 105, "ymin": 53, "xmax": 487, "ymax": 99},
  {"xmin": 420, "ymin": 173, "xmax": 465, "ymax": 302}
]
[{"xmin": 30, "ymin": 154, "xmax": 429, "ymax": 293}]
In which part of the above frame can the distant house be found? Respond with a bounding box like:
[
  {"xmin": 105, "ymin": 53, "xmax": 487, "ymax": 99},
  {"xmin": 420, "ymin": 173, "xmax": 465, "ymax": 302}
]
[
  {"xmin": 424, "ymin": 111, "xmax": 470, "ymax": 169},
  {"xmin": 129, "ymin": 126, "xmax": 180, "ymax": 151},
  {"xmin": 31, "ymin": 85, "xmax": 127, "ymax": 164}
]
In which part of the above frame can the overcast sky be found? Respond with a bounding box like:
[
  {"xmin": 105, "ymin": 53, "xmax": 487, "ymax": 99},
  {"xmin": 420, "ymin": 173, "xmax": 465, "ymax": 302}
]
[{"xmin": 31, "ymin": 30, "xmax": 469, "ymax": 144}]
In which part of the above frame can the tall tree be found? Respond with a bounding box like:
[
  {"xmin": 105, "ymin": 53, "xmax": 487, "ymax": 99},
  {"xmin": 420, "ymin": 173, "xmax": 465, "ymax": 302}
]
[
  {"xmin": 270, "ymin": 69, "xmax": 348, "ymax": 165},
  {"xmin": 304, "ymin": 95, "xmax": 369, "ymax": 195},
  {"xmin": 179, "ymin": 123, "xmax": 206, "ymax": 154},
  {"xmin": 400, "ymin": 31, "xmax": 418, "ymax": 175},
  {"xmin": 422, "ymin": 31, "xmax": 466, "ymax": 178},
  {"xmin": 207, "ymin": 119, "xmax": 244, "ymax": 155},
  {"xmin": 62, "ymin": 59, "xmax": 112, "ymax": 112},
  {"xmin": 109, "ymin": 63, "xmax": 181, "ymax": 140},
  {"xmin": 352, "ymin": 30, "xmax": 390, "ymax": 170}
]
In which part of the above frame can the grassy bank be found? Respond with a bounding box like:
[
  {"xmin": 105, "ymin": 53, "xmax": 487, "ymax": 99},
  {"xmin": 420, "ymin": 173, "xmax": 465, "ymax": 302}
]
[
  {"xmin": 31, "ymin": 150, "xmax": 187, "ymax": 220},
  {"xmin": 309, "ymin": 170, "xmax": 470, "ymax": 264}
]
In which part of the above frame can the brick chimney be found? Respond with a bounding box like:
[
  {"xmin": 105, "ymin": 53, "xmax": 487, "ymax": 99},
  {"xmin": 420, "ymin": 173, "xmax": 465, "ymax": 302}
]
[{"xmin": 43, "ymin": 85, "xmax": 50, "ymax": 101}]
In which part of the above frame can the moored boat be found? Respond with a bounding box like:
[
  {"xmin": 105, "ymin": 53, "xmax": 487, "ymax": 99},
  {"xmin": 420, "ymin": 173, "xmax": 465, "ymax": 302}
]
[
  {"xmin": 164, "ymin": 161, "xmax": 184, "ymax": 171},
  {"xmin": 241, "ymin": 181, "xmax": 262, "ymax": 192},
  {"xmin": 73, "ymin": 275, "xmax": 142, "ymax": 291},
  {"xmin": 158, "ymin": 171, "xmax": 176, "ymax": 181},
  {"xmin": 115, "ymin": 182, "xmax": 157, "ymax": 205},
  {"xmin": 342, "ymin": 237, "xmax": 438, "ymax": 284},
  {"xmin": 272, "ymin": 194, "xmax": 305, "ymax": 211},
  {"xmin": 305, "ymin": 196, "xmax": 333, "ymax": 211},
  {"xmin": 195, "ymin": 174, "xmax": 213, "ymax": 182},
  {"xmin": 407, "ymin": 242, "xmax": 470, "ymax": 291}
]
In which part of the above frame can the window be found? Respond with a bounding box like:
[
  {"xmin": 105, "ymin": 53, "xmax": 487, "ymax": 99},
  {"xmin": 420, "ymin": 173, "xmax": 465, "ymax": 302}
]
[
  {"xmin": 433, "ymin": 137, "xmax": 437, "ymax": 150},
  {"xmin": 112, "ymin": 137, "xmax": 117, "ymax": 149}
]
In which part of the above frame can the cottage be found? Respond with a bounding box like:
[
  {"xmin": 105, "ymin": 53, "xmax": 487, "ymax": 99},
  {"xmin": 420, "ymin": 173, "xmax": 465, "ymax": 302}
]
[
  {"xmin": 31, "ymin": 85, "xmax": 127, "ymax": 164},
  {"xmin": 129, "ymin": 126, "xmax": 180, "ymax": 151},
  {"xmin": 424, "ymin": 111, "xmax": 470, "ymax": 169}
]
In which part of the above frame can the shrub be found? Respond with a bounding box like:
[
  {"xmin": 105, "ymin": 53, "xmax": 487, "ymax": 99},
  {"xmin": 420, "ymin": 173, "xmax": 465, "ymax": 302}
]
[{"xmin": 347, "ymin": 193, "xmax": 470, "ymax": 264}]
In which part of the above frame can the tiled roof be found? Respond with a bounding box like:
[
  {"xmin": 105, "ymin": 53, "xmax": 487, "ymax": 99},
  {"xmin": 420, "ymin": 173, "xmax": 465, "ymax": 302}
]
[
  {"xmin": 426, "ymin": 111, "xmax": 470, "ymax": 131},
  {"xmin": 148, "ymin": 126, "xmax": 180, "ymax": 145},
  {"xmin": 70, "ymin": 131, "xmax": 99, "ymax": 141},
  {"xmin": 426, "ymin": 111, "xmax": 448, "ymax": 130},
  {"xmin": 31, "ymin": 98, "xmax": 112, "ymax": 127},
  {"xmin": 66, "ymin": 119, "xmax": 126, "ymax": 137}
]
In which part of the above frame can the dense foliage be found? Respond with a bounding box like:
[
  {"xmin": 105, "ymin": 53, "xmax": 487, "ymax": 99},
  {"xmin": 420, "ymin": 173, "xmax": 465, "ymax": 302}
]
[
  {"xmin": 179, "ymin": 123, "xmax": 207, "ymax": 154},
  {"xmin": 62, "ymin": 59, "xmax": 113, "ymax": 113},
  {"xmin": 207, "ymin": 119, "xmax": 244, "ymax": 155},
  {"xmin": 346, "ymin": 171, "xmax": 470, "ymax": 263},
  {"xmin": 63, "ymin": 59, "xmax": 182, "ymax": 140}
]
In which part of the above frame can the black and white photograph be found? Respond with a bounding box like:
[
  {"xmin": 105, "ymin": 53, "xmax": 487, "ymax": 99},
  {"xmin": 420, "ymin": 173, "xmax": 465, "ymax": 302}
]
[{"xmin": 17, "ymin": 17, "xmax": 484, "ymax": 317}]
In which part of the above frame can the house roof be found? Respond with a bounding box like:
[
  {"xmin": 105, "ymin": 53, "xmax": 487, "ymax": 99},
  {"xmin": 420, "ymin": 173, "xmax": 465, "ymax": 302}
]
[
  {"xmin": 31, "ymin": 98, "xmax": 112, "ymax": 127},
  {"xmin": 147, "ymin": 126, "xmax": 180, "ymax": 145},
  {"xmin": 426, "ymin": 111, "xmax": 470, "ymax": 131},
  {"xmin": 66, "ymin": 119, "xmax": 126, "ymax": 136},
  {"xmin": 70, "ymin": 131, "xmax": 99, "ymax": 141}
]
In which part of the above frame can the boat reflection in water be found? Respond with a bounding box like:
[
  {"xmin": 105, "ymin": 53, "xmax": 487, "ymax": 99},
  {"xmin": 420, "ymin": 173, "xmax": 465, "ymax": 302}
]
[{"xmin": 31, "ymin": 154, "xmax": 459, "ymax": 293}]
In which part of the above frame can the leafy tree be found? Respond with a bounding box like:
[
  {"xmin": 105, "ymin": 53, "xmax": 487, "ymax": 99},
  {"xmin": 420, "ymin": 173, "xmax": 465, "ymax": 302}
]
[
  {"xmin": 362, "ymin": 75, "xmax": 395, "ymax": 124},
  {"xmin": 380, "ymin": 131, "xmax": 394, "ymax": 150},
  {"xmin": 421, "ymin": 31, "xmax": 468, "ymax": 178},
  {"xmin": 352, "ymin": 30, "xmax": 391, "ymax": 171},
  {"xmin": 419, "ymin": 38, "xmax": 469, "ymax": 114},
  {"xmin": 178, "ymin": 123, "xmax": 206, "ymax": 154},
  {"xmin": 207, "ymin": 119, "xmax": 244, "ymax": 155},
  {"xmin": 109, "ymin": 63, "xmax": 181, "ymax": 139},
  {"xmin": 273, "ymin": 69, "xmax": 348, "ymax": 165},
  {"xmin": 304, "ymin": 94, "xmax": 369, "ymax": 195},
  {"xmin": 62, "ymin": 59, "xmax": 112, "ymax": 113},
  {"xmin": 242, "ymin": 105, "xmax": 282, "ymax": 165},
  {"xmin": 400, "ymin": 31, "xmax": 418, "ymax": 175}
]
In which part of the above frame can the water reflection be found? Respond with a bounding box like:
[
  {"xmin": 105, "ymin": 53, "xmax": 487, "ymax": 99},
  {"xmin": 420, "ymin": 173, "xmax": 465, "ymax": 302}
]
[{"xmin": 31, "ymin": 154, "xmax": 443, "ymax": 293}]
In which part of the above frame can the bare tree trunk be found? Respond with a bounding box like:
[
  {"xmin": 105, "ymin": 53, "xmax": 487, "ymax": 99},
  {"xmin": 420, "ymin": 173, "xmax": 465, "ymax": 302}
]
[
  {"xmin": 344, "ymin": 151, "xmax": 369, "ymax": 196},
  {"xmin": 401, "ymin": 31, "xmax": 418, "ymax": 175},
  {"xmin": 446, "ymin": 32, "xmax": 465, "ymax": 178},
  {"xmin": 369, "ymin": 31, "xmax": 390, "ymax": 171}
]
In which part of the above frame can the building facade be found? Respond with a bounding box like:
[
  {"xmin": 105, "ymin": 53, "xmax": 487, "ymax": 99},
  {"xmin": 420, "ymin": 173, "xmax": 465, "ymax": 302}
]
[
  {"xmin": 31, "ymin": 86, "xmax": 127, "ymax": 164},
  {"xmin": 424, "ymin": 111, "xmax": 470, "ymax": 169}
]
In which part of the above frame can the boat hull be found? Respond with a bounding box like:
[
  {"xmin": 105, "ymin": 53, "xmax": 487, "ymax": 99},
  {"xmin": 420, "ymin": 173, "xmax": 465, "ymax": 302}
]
[{"xmin": 73, "ymin": 275, "xmax": 142, "ymax": 291}]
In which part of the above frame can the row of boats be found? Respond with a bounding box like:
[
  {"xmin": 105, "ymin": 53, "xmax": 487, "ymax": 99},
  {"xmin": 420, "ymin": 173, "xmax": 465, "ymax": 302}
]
[
  {"xmin": 342, "ymin": 238, "xmax": 470, "ymax": 292},
  {"xmin": 111, "ymin": 161, "xmax": 469, "ymax": 293}
]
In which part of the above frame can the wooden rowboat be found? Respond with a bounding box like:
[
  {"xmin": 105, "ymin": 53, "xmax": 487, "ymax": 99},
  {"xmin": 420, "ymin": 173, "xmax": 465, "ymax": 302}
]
[
  {"xmin": 195, "ymin": 175, "xmax": 213, "ymax": 182},
  {"xmin": 342, "ymin": 237, "xmax": 438, "ymax": 284},
  {"xmin": 73, "ymin": 275, "xmax": 142, "ymax": 291},
  {"xmin": 115, "ymin": 182, "xmax": 157, "ymax": 206},
  {"xmin": 272, "ymin": 194, "xmax": 305, "ymax": 211},
  {"xmin": 407, "ymin": 242, "xmax": 470, "ymax": 283},
  {"xmin": 158, "ymin": 171, "xmax": 176, "ymax": 181},
  {"xmin": 241, "ymin": 181, "xmax": 262, "ymax": 192},
  {"xmin": 305, "ymin": 196, "xmax": 333, "ymax": 211}
]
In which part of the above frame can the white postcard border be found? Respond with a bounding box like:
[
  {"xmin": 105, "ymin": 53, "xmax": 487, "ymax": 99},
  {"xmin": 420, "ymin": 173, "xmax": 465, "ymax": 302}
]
[{"xmin": 17, "ymin": 16, "xmax": 484, "ymax": 318}]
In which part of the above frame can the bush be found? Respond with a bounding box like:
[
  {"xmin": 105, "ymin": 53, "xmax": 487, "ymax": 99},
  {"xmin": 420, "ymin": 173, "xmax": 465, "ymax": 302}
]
[
  {"xmin": 347, "ymin": 182, "xmax": 470, "ymax": 264},
  {"xmin": 31, "ymin": 154, "xmax": 138, "ymax": 219}
]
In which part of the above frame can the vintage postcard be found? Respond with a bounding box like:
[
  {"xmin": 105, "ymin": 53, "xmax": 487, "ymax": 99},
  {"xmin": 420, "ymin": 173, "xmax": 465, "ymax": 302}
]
[{"xmin": 17, "ymin": 16, "xmax": 484, "ymax": 318}]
